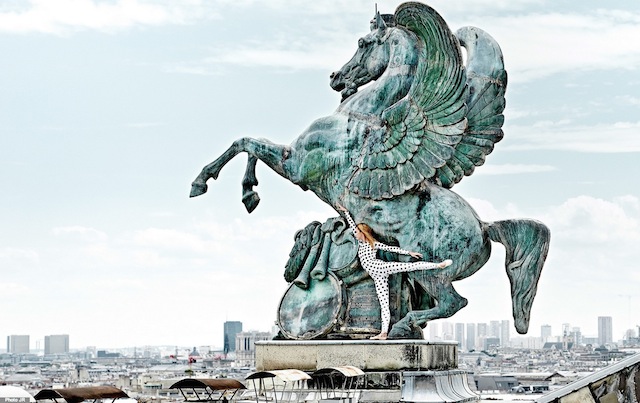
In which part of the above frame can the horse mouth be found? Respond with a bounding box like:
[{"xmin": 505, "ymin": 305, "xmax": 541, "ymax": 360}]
[{"xmin": 341, "ymin": 87, "xmax": 358, "ymax": 101}]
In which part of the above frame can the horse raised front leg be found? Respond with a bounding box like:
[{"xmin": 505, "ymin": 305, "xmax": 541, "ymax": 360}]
[
  {"xmin": 242, "ymin": 155, "xmax": 260, "ymax": 213},
  {"xmin": 190, "ymin": 137, "xmax": 290, "ymax": 198}
]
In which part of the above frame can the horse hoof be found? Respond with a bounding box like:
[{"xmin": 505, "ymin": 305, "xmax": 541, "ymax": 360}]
[
  {"xmin": 190, "ymin": 182, "xmax": 208, "ymax": 197},
  {"xmin": 242, "ymin": 190, "xmax": 260, "ymax": 213}
]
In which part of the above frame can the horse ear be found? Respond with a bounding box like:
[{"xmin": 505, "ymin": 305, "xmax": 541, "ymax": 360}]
[{"xmin": 376, "ymin": 11, "xmax": 387, "ymax": 32}]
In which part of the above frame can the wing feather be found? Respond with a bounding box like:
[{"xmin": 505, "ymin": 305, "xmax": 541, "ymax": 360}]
[
  {"xmin": 433, "ymin": 27, "xmax": 507, "ymax": 187},
  {"xmin": 347, "ymin": 7, "xmax": 507, "ymax": 199}
]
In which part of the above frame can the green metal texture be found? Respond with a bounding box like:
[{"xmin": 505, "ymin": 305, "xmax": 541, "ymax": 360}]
[{"xmin": 191, "ymin": 2, "xmax": 550, "ymax": 339}]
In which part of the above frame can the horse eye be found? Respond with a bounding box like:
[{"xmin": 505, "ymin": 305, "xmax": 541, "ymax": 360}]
[{"xmin": 358, "ymin": 38, "xmax": 364, "ymax": 48}]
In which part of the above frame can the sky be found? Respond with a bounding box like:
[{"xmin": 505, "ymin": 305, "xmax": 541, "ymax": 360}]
[{"xmin": 1, "ymin": 0, "xmax": 639, "ymax": 350}]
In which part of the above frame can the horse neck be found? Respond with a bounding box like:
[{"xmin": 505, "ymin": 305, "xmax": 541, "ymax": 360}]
[{"xmin": 338, "ymin": 29, "xmax": 418, "ymax": 118}]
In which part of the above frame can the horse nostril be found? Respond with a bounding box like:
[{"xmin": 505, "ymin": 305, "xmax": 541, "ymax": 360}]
[{"xmin": 330, "ymin": 72, "xmax": 336, "ymax": 79}]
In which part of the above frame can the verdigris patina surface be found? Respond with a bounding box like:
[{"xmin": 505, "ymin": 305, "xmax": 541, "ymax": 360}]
[{"xmin": 191, "ymin": 2, "xmax": 550, "ymax": 339}]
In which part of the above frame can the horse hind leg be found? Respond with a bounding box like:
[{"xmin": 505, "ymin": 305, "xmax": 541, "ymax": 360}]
[{"xmin": 388, "ymin": 276, "xmax": 468, "ymax": 339}]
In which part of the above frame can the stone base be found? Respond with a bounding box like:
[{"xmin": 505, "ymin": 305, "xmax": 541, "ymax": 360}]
[
  {"xmin": 255, "ymin": 340, "xmax": 457, "ymax": 371},
  {"xmin": 402, "ymin": 370, "xmax": 478, "ymax": 402}
]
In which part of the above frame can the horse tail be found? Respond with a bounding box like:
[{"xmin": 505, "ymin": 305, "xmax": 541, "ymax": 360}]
[{"xmin": 486, "ymin": 219, "xmax": 550, "ymax": 334}]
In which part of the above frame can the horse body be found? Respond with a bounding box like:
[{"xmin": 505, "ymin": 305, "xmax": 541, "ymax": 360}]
[{"xmin": 191, "ymin": 3, "xmax": 549, "ymax": 338}]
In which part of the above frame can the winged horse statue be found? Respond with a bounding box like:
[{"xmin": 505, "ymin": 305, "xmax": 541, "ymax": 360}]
[{"xmin": 190, "ymin": 2, "xmax": 550, "ymax": 338}]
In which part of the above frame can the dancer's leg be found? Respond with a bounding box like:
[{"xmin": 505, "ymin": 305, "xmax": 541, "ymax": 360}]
[
  {"xmin": 385, "ymin": 260, "xmax": 447, "ymax": 275},
  {"xmin": 371, "ymin": 275, "xmax": 390, "ymax": 340}
]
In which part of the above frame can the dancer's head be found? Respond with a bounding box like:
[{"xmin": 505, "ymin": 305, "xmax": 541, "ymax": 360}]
[{"xmin": 356, "ymin": 223, "xmax": 377, "ymax": 247}]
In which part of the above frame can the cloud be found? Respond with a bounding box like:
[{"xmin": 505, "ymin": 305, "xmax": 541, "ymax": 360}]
[
  {"xmin": 52, "ymin": 225, "xmax": 108, "ymax": 242},
  {"xmin": 617, "ymin": 95, "xmax": 640, "ymax": 107},
  {"xmin": 165, "ymin": 6, "xmax": 640, "ymax": 82},
  {"xmin": 0, "ymin": 282, "xmax": 32, "ymax": 298},
  {"xmin": 503, "ymin": 121, "xmax": 640, "ymax": 152},
  {"xmin": 543, "ymin": 195, "xmax": 640, "ymax": 245},
  {"xmin": 0, "ymin": 0, "xmax": 219, "ymax": 35},
  {"xmin": 0, "ymin": 247, "xmax": 39, "ymax": 263},
  {"xmin": 475, "ymin": 163, "xmax": 556, "ymax": 175},
  {"xmin": 484, "ymin": 10, "xmax": 640, "ymax": 82},
  {"xmin": 167, "ymin": 28, "xmax": 358, "ymax": 74}
]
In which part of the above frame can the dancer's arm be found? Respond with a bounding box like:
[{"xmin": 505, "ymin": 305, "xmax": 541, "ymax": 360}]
[
  {"xmin": 336, "ymin": 203, "xmax": 357, "ymax": 235},
  {"xmin": 376, "ymin": 242, "xmax": 423, "ymax": 259}
]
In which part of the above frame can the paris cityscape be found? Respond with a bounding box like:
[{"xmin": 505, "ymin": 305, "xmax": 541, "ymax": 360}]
[
  {"xmin": 3, "ymin": 0, "xmax": 640, "ymax": 402},
  {"xmin": 2, "ymin": 315, "xmax": 640, "ymax": 402}
]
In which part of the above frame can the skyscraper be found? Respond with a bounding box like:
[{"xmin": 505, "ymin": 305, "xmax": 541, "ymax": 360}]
[
  {"xmin": 441, "ymin": 321, "xmax": 454, "ymax": 340},
  {"xmin": 7, "ymin": 335, "xmax": 29, "ymax": 354},
  {"xmin": 541, "ymin": 324, "xmax": 552, "ymax": 342},
  {"xmin": 466, "ymin": 323, "xmax": 476, "ymax": 351},
  {"xmin": 454, "ymin": 323, "xmax": 465, "ymax": 348},
  {"xmin": 224, "ymin": 321, "xmax": 243, "ymax": 353},
  {"xmin": 44, "ymin": 334, "xmax": 69, "ymax": 355},
  {"xmin": 428, "ymin": 322, "xmax": 439, "ymax": 340},
  {"xmin": 489, "ymin": 321, "xmax": 500, "ymax": 339},
  {"xmin": 477, "ymin": 322, "xmax": 488, "ymax": 349},
  {"xmin": 598, "ymin": 316, "xmax": 613, "ymax": 346},
  {"xmin": 501, "ymin": 320, "xmax": 510, "ymax": 347}
]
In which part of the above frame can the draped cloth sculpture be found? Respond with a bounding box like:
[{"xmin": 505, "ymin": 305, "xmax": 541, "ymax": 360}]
[{"xmin": 191, "ymin": 2, "xmax": 550, "ymax": 339}]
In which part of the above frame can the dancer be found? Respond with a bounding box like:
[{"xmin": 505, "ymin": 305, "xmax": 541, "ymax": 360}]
[{"xmin": 336, "ymin": 203, "xmax": 452, "ymax": 340}]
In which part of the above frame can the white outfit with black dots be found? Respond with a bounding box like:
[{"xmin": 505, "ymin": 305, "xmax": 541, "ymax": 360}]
[{"xmin": 343, "ymin": 210, "xmax": 441, "ymax": 334}]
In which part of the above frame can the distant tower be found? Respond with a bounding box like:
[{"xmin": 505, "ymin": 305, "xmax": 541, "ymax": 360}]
[
  {"xmin": 541, "ymin": 324, "xmax": 552, "ymax": 343},
  {"xmin": 501, "ymin": 320, "xmax": 510, "ymax": 347},
  {"xmin": 7, "ymin": 335, "xmax": 30, "ymax": 354},
  {"xmin": 428, "ymin": 322, "xmax": 439, "ymax": 340},
  {"xmin": 466, "ymin": 323, "xmax": 476, "ymax": 351},
  {"xmin": 223, "ymin": 321, "xmax": 243, "ymax": 354},
  {"xmin": 598, "ymin": 316, "xmax": 613, "ymax": 346},
  {"xmin": 454, "ymin": 323, "xmax": 465, "ymax": 349},
  {"xmin": 441, "ymin": 322, "xmax": 454, "ymax": 340},
  {"xmin": 477, "ymin": 323, "xmax": 488, "ymax": 349},
  {"xmin": 44, "ymin": 334, "xmax": 69, "ymax": 355},
  {"xmin": 489, "ymin": 321, "xmax": 500, "ymax": 339}
]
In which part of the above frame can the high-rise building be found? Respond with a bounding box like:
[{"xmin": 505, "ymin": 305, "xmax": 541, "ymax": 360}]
[
  {"xmin": 598, "ymin": 316, "xmax": 613, "ymax": 346},
  {"xmin": 7, "ymin": 335, "xmax": 30, "ymax": 354},
  {"xmin": 569, "ymin": 327, "xmax": 582, "ymax": 345},
  {"xmin": 454, "ymin": 323, "xmax": 465, "ymax": 348},
  {"xmin": 477, "ymin": 322, "xmax": 488, "ymax": 350},
  {"xmin": 477, "ymin": 323, "xmax": 487, "ymax": 338},
  {"xmin": 223, "ymin": 321, "xmax": 243, "ymax": 353},
  {"xmin": 428, "ymin": 322, "xmax": 439, "ymax": 340},
  {"xmin": 489, "ymin": 321, "xmax": 500, "ymax": 339},
  {"xmin": 441, "ymin": 322, "xmax": 454, "ymax": 340},
  {"xmin": 541, "ymin": 325, "xmax": 552, "ymax": 342},
  {"xmin": 44, "ymin": 334, "xmax": 69, "ymax": 355},
  {"xmin": 466, "ymin": 323, "xmax": 476, "ymax": 351},
  {"xmin": 501, "ymin": 320, "xmax": 510, "ymax": 347}
]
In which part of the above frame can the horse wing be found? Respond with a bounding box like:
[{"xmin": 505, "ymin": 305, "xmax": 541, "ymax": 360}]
[
  {"xmin": 435, "ymin": 27, "xmax": 507, "ymax": 188},
  {"xmin": 347, "ymin": 2, "xmax": 468, "ymax": 200}
]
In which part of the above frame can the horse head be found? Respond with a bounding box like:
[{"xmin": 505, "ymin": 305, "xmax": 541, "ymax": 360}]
[{"xmin": 330, "ymin": 12, "xmax": 418, "ymax": 103}]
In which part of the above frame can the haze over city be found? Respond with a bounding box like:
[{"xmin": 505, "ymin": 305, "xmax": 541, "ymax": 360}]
[{"xmin": 1, "ymin": 0, "xmax": 639, "ymax": 349}]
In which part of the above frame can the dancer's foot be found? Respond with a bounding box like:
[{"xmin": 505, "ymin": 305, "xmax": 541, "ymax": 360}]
[
  {"xmin": 370, "ymin": 332, "xmax": 388, "ymax": 340},
  {"xmin": 438, "ymin": 259, "xmax": 453, "ymax": 268}
]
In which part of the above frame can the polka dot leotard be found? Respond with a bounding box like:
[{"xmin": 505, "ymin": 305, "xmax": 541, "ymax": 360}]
[{"xmin": 343, "ymin": 210, "xmax": 441, "ymax": 334}]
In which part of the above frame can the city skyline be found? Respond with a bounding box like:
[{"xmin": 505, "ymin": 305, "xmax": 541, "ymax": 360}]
[
  {"xmin": 1, "ymin": 315, "xmax": 636, "ymax": 351},
  {"xmin": 1, "ymin": 1, "xmax": 639, "ymax": 348}
]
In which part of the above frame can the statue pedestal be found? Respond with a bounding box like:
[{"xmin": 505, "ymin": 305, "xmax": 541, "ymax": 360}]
[
  {"xmin": 256, "ymin": 340, "xmax": 457, "ymax": 371},
  {"xmin": 255, "ymin": 340, "xmax": 478, "ymax": 402}
]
